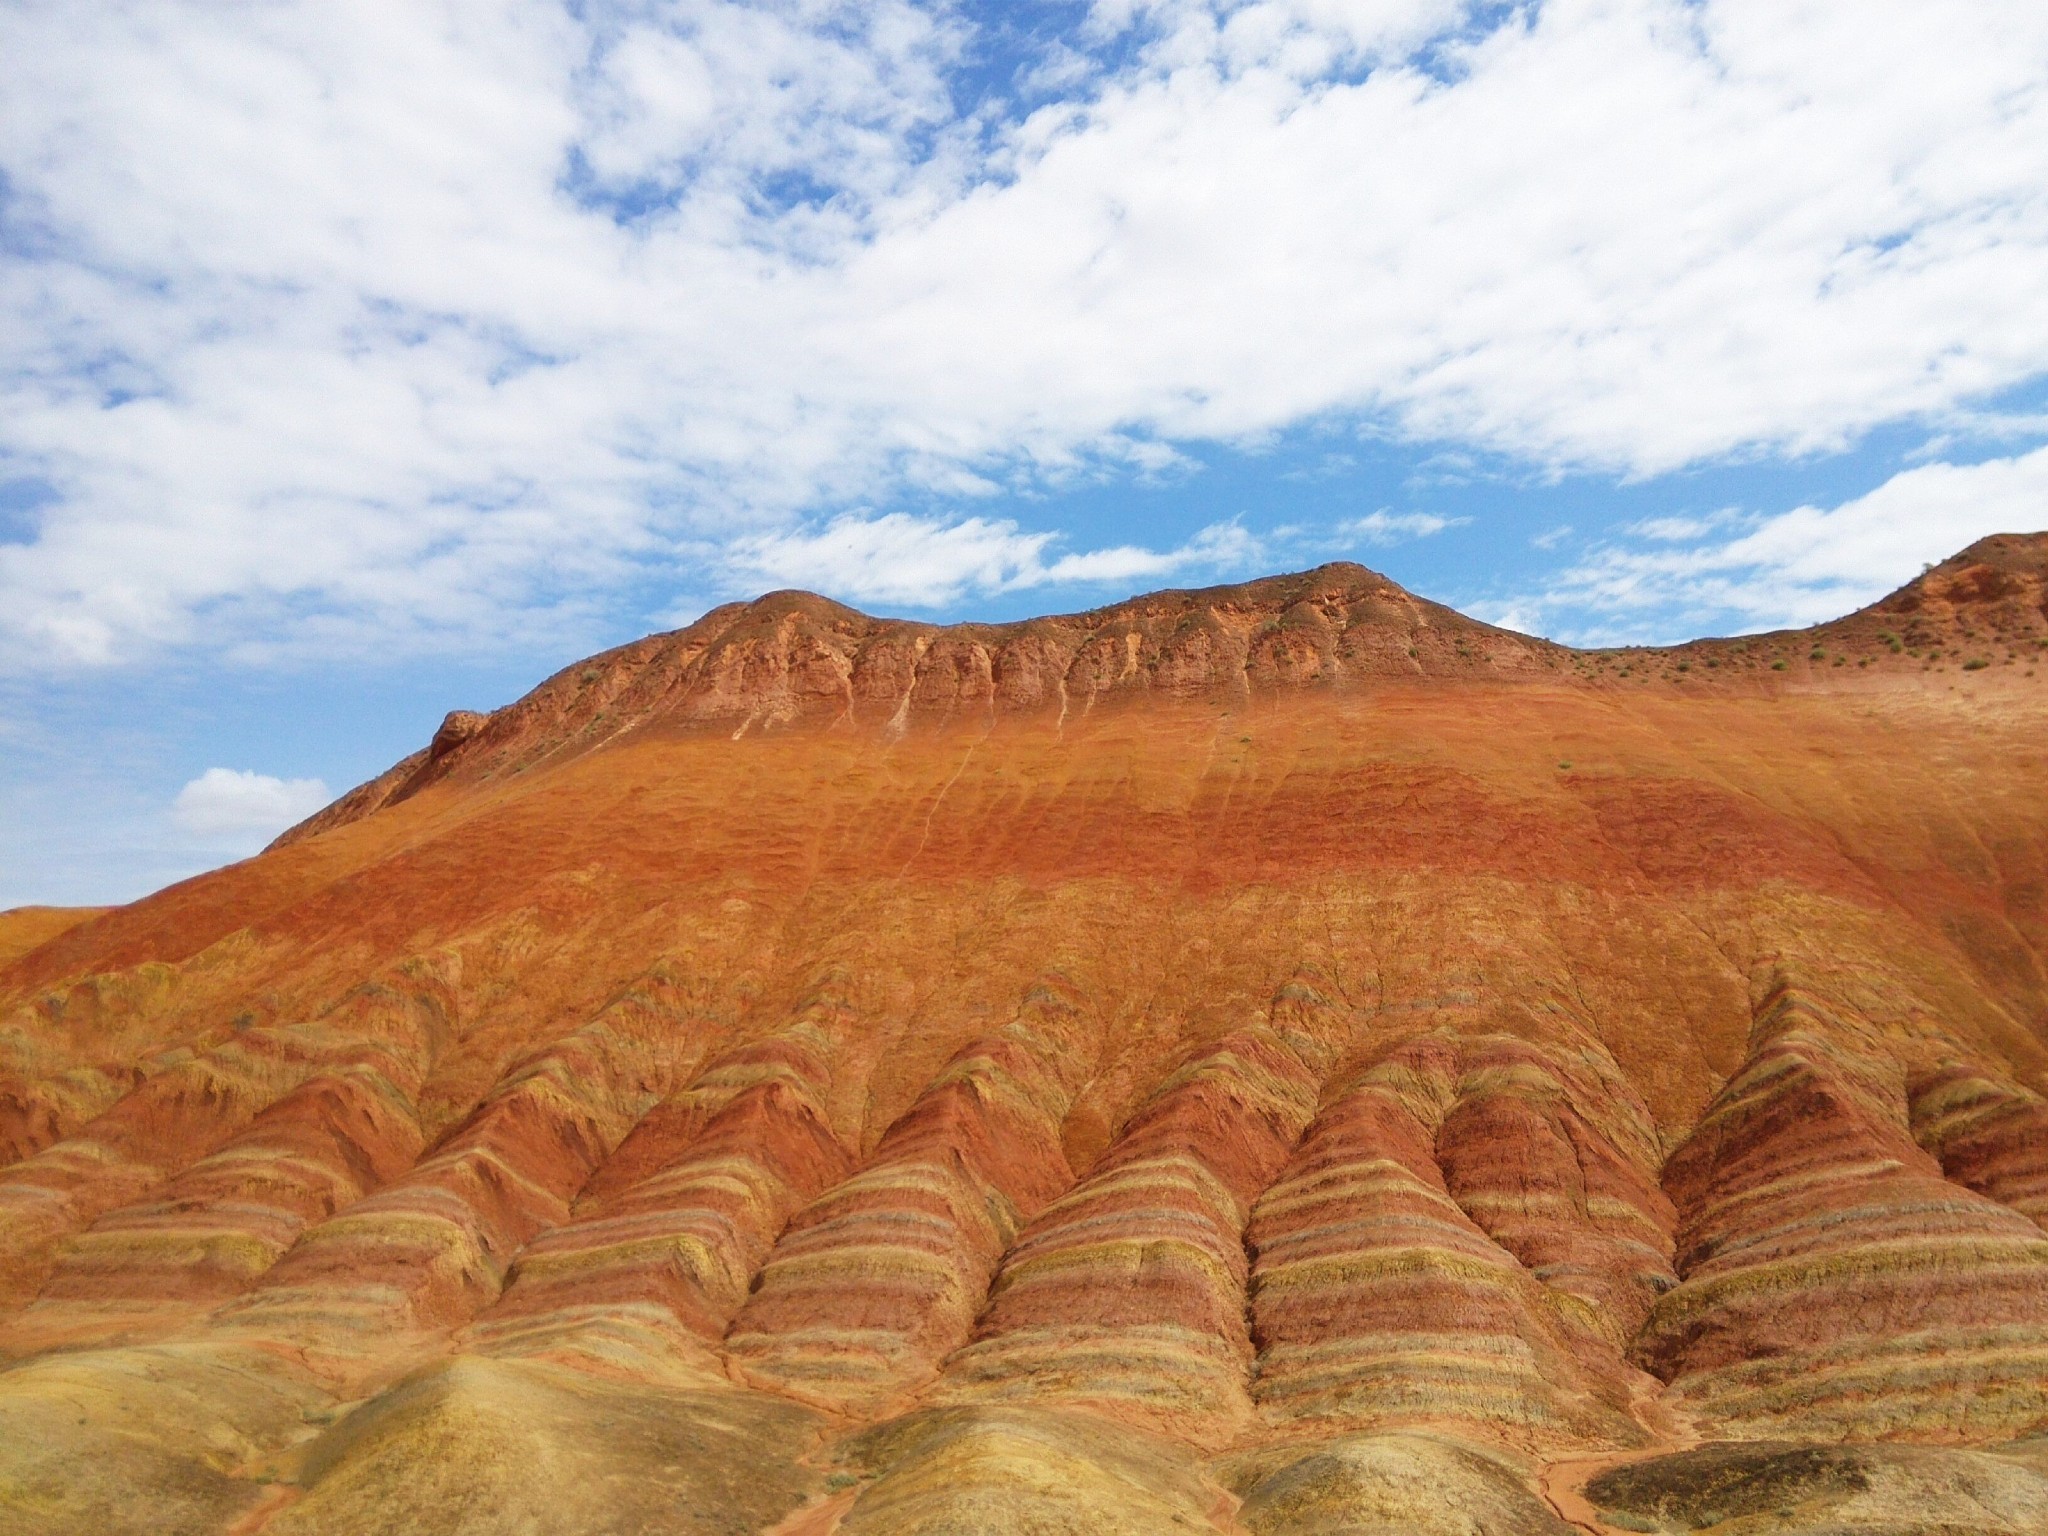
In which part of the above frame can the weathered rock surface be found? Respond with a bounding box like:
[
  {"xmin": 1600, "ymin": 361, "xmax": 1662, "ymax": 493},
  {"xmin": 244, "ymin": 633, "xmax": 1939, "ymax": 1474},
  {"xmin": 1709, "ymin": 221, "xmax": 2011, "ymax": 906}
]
[
  {"xmin": 1638, "ymin": 980, "xmax": 2048, "ymax": 1440},
  {"xmin": 1911, "ymin": 1058, "xmax": 2048, "ymax": 1230},
  {"xmin": 0, "ymin": 537, "xmax": 2045, "ymax": 1532},
  {"xmin": 1584, "ymin": 1438, "xmax": 2048, "ymax": 1534},
  {"xmin": 1247, "ymin": 1033, "xmax": 1663, "ymax": 1450},
  {"xmin": 1225, "ymin": 1432, "xmax": 1577, "ymax": 1535},
  {"xmin": 724, "ymin": 1021, "xmax": 1077, "ymax": 1412},
  {"xmin": 466, "ymin": 1027, "xmax": 851, "ymax": 1384},
  {"xmin": 935, "ymin": 1026, "xmax": 1318, "ymax": 1445}
]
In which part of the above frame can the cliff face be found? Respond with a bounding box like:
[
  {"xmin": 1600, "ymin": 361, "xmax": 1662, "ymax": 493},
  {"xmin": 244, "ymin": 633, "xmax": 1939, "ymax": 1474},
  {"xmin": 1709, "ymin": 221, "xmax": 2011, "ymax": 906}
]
[{"xmin": 2, "ymin": 537, "xmax": 2048, "ymax": 1535}]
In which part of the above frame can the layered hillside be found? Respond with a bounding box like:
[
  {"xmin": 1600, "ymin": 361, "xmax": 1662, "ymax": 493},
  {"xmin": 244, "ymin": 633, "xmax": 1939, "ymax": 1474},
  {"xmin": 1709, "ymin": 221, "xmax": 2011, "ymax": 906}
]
[{"xmin": 1, "ymin": 534, "xmax": 2046, "ymax": 1534}]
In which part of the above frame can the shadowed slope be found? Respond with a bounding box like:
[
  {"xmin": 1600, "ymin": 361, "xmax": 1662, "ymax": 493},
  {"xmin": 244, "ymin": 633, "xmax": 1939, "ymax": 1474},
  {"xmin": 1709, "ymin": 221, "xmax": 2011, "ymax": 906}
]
[
  {"xmin": 1247, "ymin": 1033, "xmax": 1668, "ymax": 1450},
  {"xmin": 1911, "ymin": 1059, "xmax": 2048, "ymax": 1231},
  {"xmin": 0, "ymin": 1040, "xmax": 426, "ymax": 1355},
  {"xmin": 0, "ymin": 1023, "xmax": 392, "ymax": 1312},
  {"xmin": 205, "ymin": 988, "xmax": 697, "ymax": 1389}
]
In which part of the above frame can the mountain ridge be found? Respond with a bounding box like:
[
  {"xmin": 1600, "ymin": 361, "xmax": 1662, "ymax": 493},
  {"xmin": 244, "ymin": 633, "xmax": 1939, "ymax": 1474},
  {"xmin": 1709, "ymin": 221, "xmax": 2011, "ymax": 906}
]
[
  {"xmin": 0, "ymin": 533, "xmax": 2045, "ymax": 1535},
  {"xmin": 273, "ymin": 533, "xmax": 2048, "ymax": 852}
]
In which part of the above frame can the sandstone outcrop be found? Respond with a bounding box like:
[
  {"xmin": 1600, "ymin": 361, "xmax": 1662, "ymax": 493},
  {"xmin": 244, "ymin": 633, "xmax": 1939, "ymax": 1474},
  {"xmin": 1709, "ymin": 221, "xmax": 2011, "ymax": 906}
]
[
  {"xmin": 724, "ymin": 1022, "xmax": 1077, "ymax": 1412},
  {"xmin": 1636, "ymin": 980, "xmax": 2048, "ymax": 1440},
  {"xmin": 466, "ymin": 1027, "xmax": 851, "ymax": 1384},
  {"xmin": 935, "ymin": 1026, "xmax": 1318, "ymax": 1445},
  {"xmin": 0, "ymin": 535, "xmax": 2045, "ymax": 1532},
  {"xmin": 1247, "ymin": 1033, "xmax": 1665, "ymax": 1451}
]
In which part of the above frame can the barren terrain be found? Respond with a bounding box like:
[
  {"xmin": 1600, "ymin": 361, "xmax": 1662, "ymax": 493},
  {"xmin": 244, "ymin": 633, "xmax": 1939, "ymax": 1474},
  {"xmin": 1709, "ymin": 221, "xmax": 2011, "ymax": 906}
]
[{"xmin": 2, "ymin": 534, "xmax": 2046, "ymax": 1534}]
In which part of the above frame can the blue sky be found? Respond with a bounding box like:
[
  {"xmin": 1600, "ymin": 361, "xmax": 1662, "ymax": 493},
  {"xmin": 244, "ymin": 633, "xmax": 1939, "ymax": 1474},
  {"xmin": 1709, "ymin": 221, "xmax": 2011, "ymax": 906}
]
[{"xmin": 4, "ymin": 0, "xmax": 2048, "ymax": 907}]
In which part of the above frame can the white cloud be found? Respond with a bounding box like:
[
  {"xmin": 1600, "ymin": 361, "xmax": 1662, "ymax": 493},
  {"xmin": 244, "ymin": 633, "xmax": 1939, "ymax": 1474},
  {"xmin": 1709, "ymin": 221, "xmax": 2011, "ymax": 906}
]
[
  {"xmin": 172, "ymin": 767, "xmax": 331, "ymax": 843},
  {"xmin": 723, "ymin": 511, "xmax": 1258, "ymax": 608},
  {"xmin": 1508, "ymin": 445, "xmax": 2048, "ymax": 640},
  {"xmin": 1628, "ymin": 514, "xmax": 1732, "ymax": 542},
  {"xmin": 1, "ymin": 0, "xmax": 2047, "ymax": 667},
  {"xmin": 1337, "ymin": 510, "xmax": 1461, "ymax": 545}
]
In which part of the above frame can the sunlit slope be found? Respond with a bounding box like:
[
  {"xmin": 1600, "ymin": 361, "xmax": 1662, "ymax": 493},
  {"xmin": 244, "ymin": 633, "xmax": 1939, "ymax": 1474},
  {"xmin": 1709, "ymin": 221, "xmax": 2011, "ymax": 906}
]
[{"xmin": 0, "ymin": 538, "xmax": 2044, "ymax": 1534}]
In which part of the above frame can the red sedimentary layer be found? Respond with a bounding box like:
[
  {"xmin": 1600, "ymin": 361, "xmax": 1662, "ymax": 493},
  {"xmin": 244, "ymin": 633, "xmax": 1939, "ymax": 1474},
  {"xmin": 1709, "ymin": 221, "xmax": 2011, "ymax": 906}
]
[
  {"xmin": 276, "ymin": 566, "xmax": 1563, "ymax": 848},
  {"xmin": 1910, "ymin": 1060, "xmax": 2048, "ymax": 1231},
  {"xmin": 1433, "ymin": 1036, "xmax": 1677, "ymax": 1342},
  {"xmin": 0, "ymin": 1041, "xmax": 427, "ymax": 1355},
  {"xmin": 208, "ymin": 1013, "xmax": 678, "ymax": 1382},
  {"xmin": 0, "ymin": 540, "xmax": 2043, "ymax": 1531},
  {"xmin": 725, "ymin": 1024, "xmax": 1077, "ymax": 1412},
  {"xmin": 0, "ymin": 1061, "xmax": 147, "ymax": 1170},
  {"xmin": 1247, "ymin": 1034, "xmax": 1665, "ymax": 1449},
  {"xmin": 934, "ymin": 1027, "xmax": 1320, "ymax": 1445},
  {"xmin": 0, "ymin": 1023, "xmax": 384, "ymax": 1312},
  {"xmin": 467, "ymin": 1027, "xmax": 852, "ymax": 1381},
  {"xmin": 1637, "ymin": 983, "xmax": 2048, "ymax": 1439},
  {"xmin": 0, "ymin": 960, "xmax": 464, "ymax": 1351}
]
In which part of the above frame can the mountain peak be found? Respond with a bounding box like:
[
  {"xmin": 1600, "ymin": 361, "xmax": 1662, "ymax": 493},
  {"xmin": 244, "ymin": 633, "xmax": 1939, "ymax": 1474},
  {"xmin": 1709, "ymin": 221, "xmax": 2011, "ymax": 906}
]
[
  {"xmin": 275, "ymin": 562, "xmax": 1557, "ymax": 847},
  {"xmin": 1863, "ymin": 529, "xmax": 2048, "ymax": 622},
  {"xmin": 277, "ymin": 535, "xmax": 2048, "ymax": 851}
]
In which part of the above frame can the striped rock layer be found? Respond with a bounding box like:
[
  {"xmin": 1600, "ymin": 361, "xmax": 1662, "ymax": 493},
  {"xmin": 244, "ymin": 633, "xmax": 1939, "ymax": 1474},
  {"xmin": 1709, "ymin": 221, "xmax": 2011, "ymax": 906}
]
[
  {"xmin": 0, "ymin": 540, "xmax": 2046, "ymax": 1534},
  {"xmin": 0, "ymin": 1040, "xmax": 427, "ymax": 1355},
  {"xmin": 1911, "ymin": 1060, "xmax": 2048, "ymax": 1231},
  {"xmin": 206, "ymin": 1009, "xmax": 683, "ymax": 1385},
  {"xmin": 934, "ymin": 1028, "xmax": 1319, "ymax": 1445},
  {"xmin": 1247, "ymin": 1034, "xmax": 1672, "ymax": 1450},
  {"xmin": 0, "ymin": 1060, "xmax": 146, "ymax": 1171},
  {"xmin": 1637, "ymin": 988, "xmax": 2048, "ymax": 1440},
  {"xmin": 725, "ymin": 1023, "xmax": 1078, "ymax": 1412},
  {"xmin": 467, "ymin": 1027, "xmax": 852, "ymax": 1383},
  {"xmin": 0, "ymin": 1022, "xmax": 408, "ymax": 1314},
  {"xmin": 0, "ymin": 951, "xmax": 466, "ymax": 1323}
]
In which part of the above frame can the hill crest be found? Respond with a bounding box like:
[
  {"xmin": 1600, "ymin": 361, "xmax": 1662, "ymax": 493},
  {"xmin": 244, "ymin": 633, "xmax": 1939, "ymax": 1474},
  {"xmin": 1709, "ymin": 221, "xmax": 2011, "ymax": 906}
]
[{"xmin": 277, "ymin": 535, "xmax": 2048, "ymax": 849}]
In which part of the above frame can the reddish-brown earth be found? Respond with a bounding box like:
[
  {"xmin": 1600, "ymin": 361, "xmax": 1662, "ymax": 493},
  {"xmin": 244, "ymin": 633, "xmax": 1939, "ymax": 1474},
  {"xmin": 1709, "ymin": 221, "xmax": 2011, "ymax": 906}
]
[{"xmin": 1, "ymin": 534, "xmax": 2047, "ymax": 1533}]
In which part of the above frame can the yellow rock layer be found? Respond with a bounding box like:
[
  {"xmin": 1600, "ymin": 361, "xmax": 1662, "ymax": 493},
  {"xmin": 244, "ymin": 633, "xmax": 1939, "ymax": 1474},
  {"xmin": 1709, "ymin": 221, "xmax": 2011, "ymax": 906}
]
[{"xmin": 934, "ymin": 1027, "xmax": 1318, "ymax": 1446}]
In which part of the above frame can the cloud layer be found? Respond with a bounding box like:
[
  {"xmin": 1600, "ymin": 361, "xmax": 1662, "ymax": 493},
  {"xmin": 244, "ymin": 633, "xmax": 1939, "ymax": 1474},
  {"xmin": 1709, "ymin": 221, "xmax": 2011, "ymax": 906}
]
[
  {"xmin": 172, "ymin": 767, "xmax": 331, "ymax": 844},
  {"xmin": 723, "ymin": 512, "xmax": 1263, "ymax": 608},
  {"xmin": 1490, "ymin": 446, "xmax": 2048, "ymax": 641},
  {"xmin": 3, "ymin": 0, "xmax": 2047, "ymax": 664}
]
